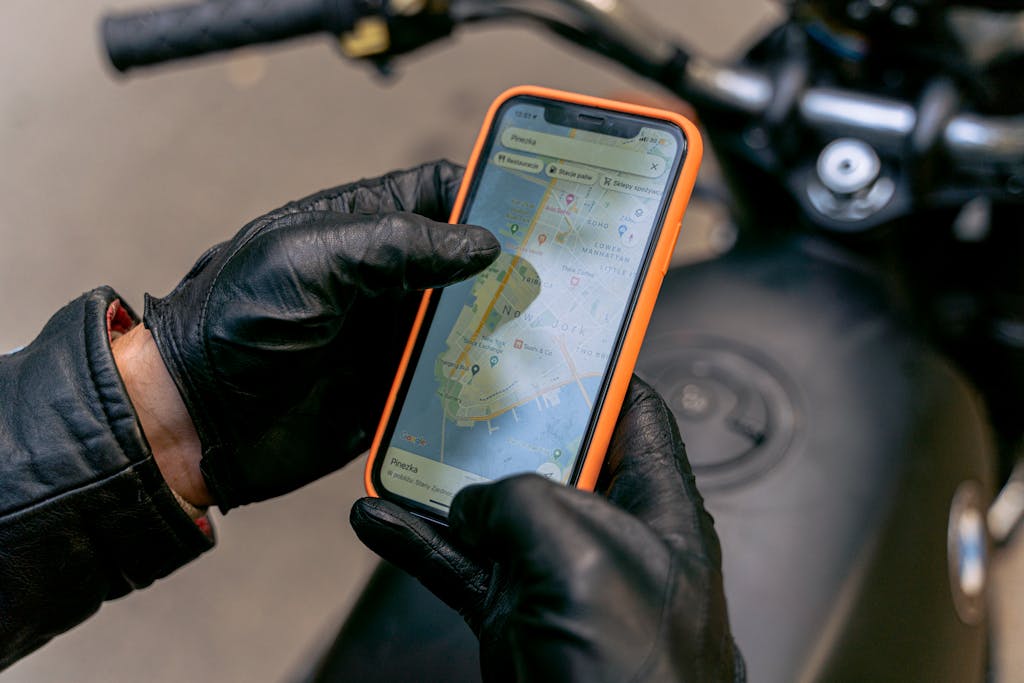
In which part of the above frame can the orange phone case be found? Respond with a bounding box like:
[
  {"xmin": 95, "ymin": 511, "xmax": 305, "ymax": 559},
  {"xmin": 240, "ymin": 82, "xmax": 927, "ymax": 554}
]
[{"xmin": 364, "ymin": 85, "xmax": 703, "ymax": 501}]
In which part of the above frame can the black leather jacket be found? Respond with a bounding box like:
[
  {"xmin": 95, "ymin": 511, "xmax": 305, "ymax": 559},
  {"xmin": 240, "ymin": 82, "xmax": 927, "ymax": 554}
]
[{"xmin": 0, "ymin": 287, "xmax": 213, "ymax": 670}]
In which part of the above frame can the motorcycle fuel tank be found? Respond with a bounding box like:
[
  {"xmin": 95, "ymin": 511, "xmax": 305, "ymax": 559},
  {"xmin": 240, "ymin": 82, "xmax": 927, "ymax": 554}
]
[
  {"xmin": 308, "ymin": 236, "xmax": 995, "ymax": 683},
  {"xmin": 639, "ymin": 236, "xmax": 995, "ymax": 682}
]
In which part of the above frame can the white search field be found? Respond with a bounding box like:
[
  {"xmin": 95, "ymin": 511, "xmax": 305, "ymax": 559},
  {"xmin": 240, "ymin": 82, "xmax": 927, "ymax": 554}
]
[{"xmin": 501, "ymin": 127, "xmax": 667, "ymax": 178}]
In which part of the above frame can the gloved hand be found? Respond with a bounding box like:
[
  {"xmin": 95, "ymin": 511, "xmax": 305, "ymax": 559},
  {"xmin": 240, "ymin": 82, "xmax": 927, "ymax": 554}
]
[
  {"xmin": 144, "ymin": 161, "xmax": 499, "ymax": 510},
  {"xmin": 351, "ymin": 377, "xmax": 744, "ymax": 683}
]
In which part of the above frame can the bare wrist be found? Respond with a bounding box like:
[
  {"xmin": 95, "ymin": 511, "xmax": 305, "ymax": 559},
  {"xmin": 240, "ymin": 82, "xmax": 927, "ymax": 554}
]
[{"xmin": 112, "ymin": 325, "xmax": 213, "ymax": 508}]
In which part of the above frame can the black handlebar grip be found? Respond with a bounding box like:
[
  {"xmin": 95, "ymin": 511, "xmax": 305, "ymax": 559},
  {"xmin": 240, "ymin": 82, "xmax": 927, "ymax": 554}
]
[{"xmin": 102, "ymin": 0, "xmax": 361, "ymax": 72}]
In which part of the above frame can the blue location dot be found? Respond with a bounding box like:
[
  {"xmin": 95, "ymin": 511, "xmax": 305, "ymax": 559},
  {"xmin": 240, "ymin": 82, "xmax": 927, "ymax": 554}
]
[
  {"xmin": 490, "ymin": 355, "xmax": 499, "ymax": 367},
  {"xmin": 471, "ymin": 364, "xmax": 480, "ymax": 376},
  {"xmin": 618, "ymin": 224, "xmax": 628, "ymax": 236}
]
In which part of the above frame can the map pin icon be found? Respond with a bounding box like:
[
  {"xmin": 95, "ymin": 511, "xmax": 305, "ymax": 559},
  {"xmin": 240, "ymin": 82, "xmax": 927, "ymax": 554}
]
[
  {"xmin": 566, "ymin": 193, "xmax": 575, "ymax": 205},
  {"xmin": 538, "ymin": 234, "xmax": 547, "ymax": 245},
  {"xmin": 618, "ymin": 224, "xmax": 628, "ymax": 236},
  {"xmin": 471, "ymin": 364, "xmax": 480, "ymax": 376},
  {"xmin": 490, "ymin": 355, "xmax": 499, "ymax": 367}
]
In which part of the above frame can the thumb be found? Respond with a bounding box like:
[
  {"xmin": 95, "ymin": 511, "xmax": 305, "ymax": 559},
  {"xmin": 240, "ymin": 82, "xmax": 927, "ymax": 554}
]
[{"xmin": 350, "ymin": 497, "xmax": 493, "ymax": 626}]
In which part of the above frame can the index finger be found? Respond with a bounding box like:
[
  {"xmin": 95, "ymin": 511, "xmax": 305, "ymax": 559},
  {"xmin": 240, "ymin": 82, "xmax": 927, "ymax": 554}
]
[
  {"xmin": 598, "ymin": 376, "xmax": 723, "ymax": 566},
  {"xmin": 278, "ymin": 160, "xmax": 464, "ymax": 222}
]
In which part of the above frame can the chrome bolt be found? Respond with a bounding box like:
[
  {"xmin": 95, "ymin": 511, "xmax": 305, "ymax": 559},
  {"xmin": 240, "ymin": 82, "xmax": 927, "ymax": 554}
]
[{"xmin": 817, "ymin": 138, "xmax": 882, "ymax": 195}]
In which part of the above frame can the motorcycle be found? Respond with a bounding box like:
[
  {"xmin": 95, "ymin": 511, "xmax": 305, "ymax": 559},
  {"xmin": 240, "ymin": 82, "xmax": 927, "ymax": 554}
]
[{"xmin": 100, "ymin": 0, "xmax": 1024, "ymax": 680}]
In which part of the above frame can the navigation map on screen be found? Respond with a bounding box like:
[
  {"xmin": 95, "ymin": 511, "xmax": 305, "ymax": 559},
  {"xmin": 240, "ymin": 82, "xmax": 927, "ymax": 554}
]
[{"xmin": 381, "ymin": 99, "xmax": 683, "ymax": 513}]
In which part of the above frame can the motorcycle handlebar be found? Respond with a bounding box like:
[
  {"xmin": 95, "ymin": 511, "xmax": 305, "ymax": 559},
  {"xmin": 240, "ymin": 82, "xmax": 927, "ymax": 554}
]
[
  {"xmin": 681, "ymin": 58, "xmax": 1024, "ymax": 163},
  {"xmin": 102, "ymin": 0, "xmax": 362, "ymax": 72},
  {"xmin": 100, "ymin": 0, "xmax": 1024, "ymax": 165}
]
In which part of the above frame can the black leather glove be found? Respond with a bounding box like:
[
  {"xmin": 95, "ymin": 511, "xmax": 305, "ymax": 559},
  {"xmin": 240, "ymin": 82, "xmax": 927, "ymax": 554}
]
[
  {"xmin": 145, "ymin": 161, "xmax": 499, "ymax": 510},
  {"xmin": 351, "ymin": 377, "xmax": 744, "ymax": 682}
]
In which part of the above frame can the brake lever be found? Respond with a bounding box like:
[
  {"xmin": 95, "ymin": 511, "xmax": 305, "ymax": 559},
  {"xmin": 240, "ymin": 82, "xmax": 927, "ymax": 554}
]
[{"xmin": 337, "ymin": 0, "xmax": 456, "ymax": 75}]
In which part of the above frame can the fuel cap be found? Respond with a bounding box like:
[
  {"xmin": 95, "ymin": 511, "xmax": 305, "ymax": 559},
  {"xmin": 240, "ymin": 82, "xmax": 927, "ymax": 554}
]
[{"xmin": 636, "ymin": 334, "xmax": 801, "ymax": 490}]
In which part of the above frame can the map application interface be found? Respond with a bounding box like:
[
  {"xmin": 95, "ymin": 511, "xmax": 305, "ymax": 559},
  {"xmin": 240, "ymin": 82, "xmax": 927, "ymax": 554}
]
[{"xmin": 381, "ymin": 99, "xmax": 684, "ymax": 514}]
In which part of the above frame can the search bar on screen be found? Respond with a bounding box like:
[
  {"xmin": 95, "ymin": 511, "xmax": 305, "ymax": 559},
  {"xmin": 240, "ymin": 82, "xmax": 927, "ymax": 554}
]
[{"xmin": 500, "ymin": 127, "xmax": 667, "ymax": 178}]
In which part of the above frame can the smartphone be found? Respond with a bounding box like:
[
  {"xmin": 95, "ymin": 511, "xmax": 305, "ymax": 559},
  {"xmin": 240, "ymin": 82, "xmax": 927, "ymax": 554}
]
[{"xmin": 365, "ymin": 85, "xmax": 702, "ymax": 522}]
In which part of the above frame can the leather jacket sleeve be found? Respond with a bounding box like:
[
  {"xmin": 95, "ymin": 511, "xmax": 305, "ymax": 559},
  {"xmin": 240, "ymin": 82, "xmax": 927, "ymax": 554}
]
[{"xmin": 0, "ymin": 287, "xmax": 214, "ymax": 670}]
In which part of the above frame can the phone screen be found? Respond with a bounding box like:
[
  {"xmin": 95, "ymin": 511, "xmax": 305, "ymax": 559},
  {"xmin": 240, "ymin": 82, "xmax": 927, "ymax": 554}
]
[{"xmin": 376, "ymin": 95, "xmax": 686, "ymax": 516}]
